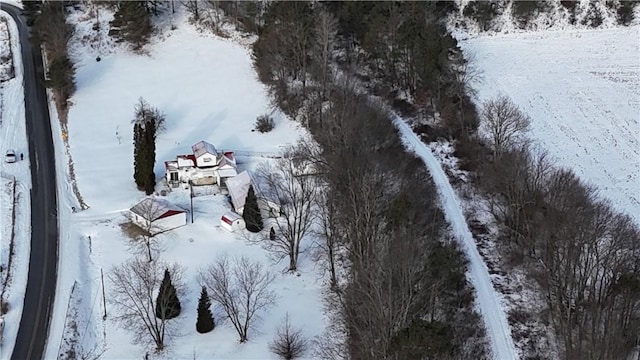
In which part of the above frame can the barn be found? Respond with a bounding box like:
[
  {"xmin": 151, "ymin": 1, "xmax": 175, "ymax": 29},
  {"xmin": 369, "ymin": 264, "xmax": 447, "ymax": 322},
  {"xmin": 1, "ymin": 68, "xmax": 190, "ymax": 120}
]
[
  {"xmin": 129, "ymin": 198, "xmax": 187, "ymax": 235},
  {"xmin": 220, "ymin": 211, "xmax": 246, "ymax": 232}
]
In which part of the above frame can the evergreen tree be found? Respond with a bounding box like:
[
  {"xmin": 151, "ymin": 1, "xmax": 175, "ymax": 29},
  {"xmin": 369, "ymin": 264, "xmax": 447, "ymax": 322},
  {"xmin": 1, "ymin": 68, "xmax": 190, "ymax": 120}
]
[
  {"xmin": 109, "ymin": 1, "xmax": 152, "ymax": 51},
  {"xmin": 143, "ymin": 119, "xmax": 156, "ymax": 195},
  {"xmin": 243, "ymin": 185, "xmax": 263, "ymax": 232},
  {"xmin": 45, "ymin": 55, "xmax": 76, "ymax": 107},
  {"xmin": 21, "ymin": 0, "xmax": 43, "ymax": 27},
  {"xmin": 132, "ymin": 99, "xmax": 158, "ymax": 194},
  {"xmin": 196, "ymin": 286, "xmax": 215, "ymax": 333},
  {"xmin": 156, "ymin": 269, "xmax": 181, "ymax": 320},
  {"xmin": 133, "ymin": 123, "xmax": 143, "ymax": 189}
]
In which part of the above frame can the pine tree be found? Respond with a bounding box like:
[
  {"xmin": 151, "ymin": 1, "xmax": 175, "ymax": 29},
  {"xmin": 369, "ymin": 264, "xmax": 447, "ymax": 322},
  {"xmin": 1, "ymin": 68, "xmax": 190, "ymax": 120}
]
[
  {"xmin": 243, "ymin": 185, "xmax": 263, "ymax": 232},
  {"xmin": 156, "ymin": 269, "xmax": 181, "ymax": 320},
  {"xmin": 132, "ymin": 99, "xmax": 158, "ymax": 194},
  {"xmin": 21, "ymin": 1, "xmax": 43, "ymax": 27},
  {"xmin": 196, "ymin": 286, "xmax": 215, "ymax": 333},
  {"xmin": 143, "ymin": 119, "xmax": 156, "ymax": 195},
  {"xmin": 109, "ymin": 1, "xmax": 153, "ymax": 51}
]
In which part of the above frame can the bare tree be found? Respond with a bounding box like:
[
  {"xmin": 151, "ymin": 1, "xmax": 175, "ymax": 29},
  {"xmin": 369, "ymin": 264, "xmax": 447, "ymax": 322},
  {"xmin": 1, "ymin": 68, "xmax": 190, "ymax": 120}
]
[
  {"xmin": 129, "ymin": 198, "xmax": 168, "ymax": 262},
  {"xmin": 133, "ymin": 97, "xmax": 166, "ymax": 133},
  {"xmin": 444, "ymin": 52, "xmax": 482, "ymax": 136},
  {"xmin": 313, "ymin": 189, "xmax": 340, "ymax": 289},
  {"xmin": 269, "ymin": 313, "xmax": 309, "ymax": 360},
  {"xmin": 201, "ymin": 256, "xmax": 276, "ymax": 343},
  {"xmin": 108, "ymin": 258, "xmax": 183, "ymax": 351},
  {"xmin": 182, "ymin": 0, "xmax": 200, "ymax": 22},
  {"xmin": 256, "ymin": 145, "xmax": 319, "ymax": 272},
  {"xmin": 481, "ymin": 95, "xmax": 531, "ymax": 158}
]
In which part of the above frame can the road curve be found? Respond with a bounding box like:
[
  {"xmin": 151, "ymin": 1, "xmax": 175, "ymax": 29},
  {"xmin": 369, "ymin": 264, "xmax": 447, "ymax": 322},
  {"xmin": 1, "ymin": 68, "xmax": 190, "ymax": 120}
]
[{"xmin": 1, "ymin": 3, "xmax": 59, "ymax": 360}]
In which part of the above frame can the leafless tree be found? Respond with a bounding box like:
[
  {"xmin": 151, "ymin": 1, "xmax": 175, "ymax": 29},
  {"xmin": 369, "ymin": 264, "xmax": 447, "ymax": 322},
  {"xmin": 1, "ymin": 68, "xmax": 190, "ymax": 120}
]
[
  {"xmin": 36, "ymin": 3, "xmax": 74, "ymax": 60},
  {"xmin": 108, "ymin": 258, "xmax": 183, "ymax": 351},
  {"xmin": 444, "ymin": 52, "xmax": 482, "ymax": 135},
  {"xmin": 313, "ymin": 189, "xmax": 341, "ymax": 289},
  {"xmin": 133, "ymin": 97, "xmax": 166, "ymax": 133},
  {"xmin": 201, "ymin": 256, "xmax": 276, "ymax": 343},
  {"xmin": 255, "ymin": 145, "xmax": 319, "ymax": 272},
  {"xmin": 481, "ymin": 95, "xmax": 531, "ymax": 158},
  {"xmin": 182, "ymin": 0, "xmax": 200, "ymax": 22},
  {"xmin": 128, "ymin": 198, "xmax": 168, "ymax": 262},
  {"xmin": 269, "ymin": 313, "xmax": 309, "ymax": 360}
]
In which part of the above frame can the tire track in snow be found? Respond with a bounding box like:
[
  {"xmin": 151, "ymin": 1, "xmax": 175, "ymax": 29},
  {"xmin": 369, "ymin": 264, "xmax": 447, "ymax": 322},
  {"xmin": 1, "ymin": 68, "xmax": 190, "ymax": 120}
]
[{"xmin": 393, "ymin": 117, "xmax": 518, "ymax": 360}]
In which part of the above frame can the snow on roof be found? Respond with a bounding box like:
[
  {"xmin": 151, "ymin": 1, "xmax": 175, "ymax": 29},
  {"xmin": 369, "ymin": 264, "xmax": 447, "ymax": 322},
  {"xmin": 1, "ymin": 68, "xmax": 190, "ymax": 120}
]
[
  {"xmin": 218, "ymin": 168, "xmax": 238, "ymax": 178},
  {"xmin": 225, "ymin": 170, "xmax": 252, "ymax": 212},
  {"xmin": 130, "ymin": 198, "xmax": 185, "ymax": 221},
  {"xmin": 165, "ymin": 160, "xmax": 178, "ymax": 171},
  {"xmin": 177, "ymin": 154, "xmax": 196, "ymax": 168},
  {"xmin": 217, "ymin": 154, "xmax": 237, "ymax": 169},
  {"xmin": 221, "ymin": 211, "xmax": 242, "ymax": 225},
  {"xmin": 192, "ymin": 140, "xmax": 217, "ymax": 158}
]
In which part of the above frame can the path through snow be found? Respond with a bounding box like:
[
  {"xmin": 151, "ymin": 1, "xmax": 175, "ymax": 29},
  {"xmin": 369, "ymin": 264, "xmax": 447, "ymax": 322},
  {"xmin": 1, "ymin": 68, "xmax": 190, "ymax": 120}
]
[{"xmin": 393, "ymin": 117, "xmax": 517, "ymax": 360}]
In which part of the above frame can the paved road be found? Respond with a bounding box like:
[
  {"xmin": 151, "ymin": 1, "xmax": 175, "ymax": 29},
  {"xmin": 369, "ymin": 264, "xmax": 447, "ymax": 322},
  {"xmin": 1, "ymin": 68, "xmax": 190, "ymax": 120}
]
[{"xmin": 1, "ymin": 3, "xmax": 59, "ymax": 360}]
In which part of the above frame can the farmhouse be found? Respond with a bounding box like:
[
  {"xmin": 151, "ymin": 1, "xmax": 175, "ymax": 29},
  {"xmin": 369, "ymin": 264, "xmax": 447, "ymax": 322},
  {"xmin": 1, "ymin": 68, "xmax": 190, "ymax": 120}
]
[
  {"xmin": 129, "ymin": 198, "xmax": 187, "ymax": 235},
  {"xmin": 225, "ymin": 170, "xmax": 280, "ymax": 217},
  {"xmin": 164, "ymin": 140, "xmax": 238, "ymax": 187}
]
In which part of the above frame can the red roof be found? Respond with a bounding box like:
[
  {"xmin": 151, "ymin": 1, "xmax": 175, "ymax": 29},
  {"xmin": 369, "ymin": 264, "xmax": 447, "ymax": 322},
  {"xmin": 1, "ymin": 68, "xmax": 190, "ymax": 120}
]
[
  {"xmin": 221, "ymin": 215, "xmax": 234, "ymax": 225},
  {"xmin": 158, "ymin": 210, "xmax": 185, "ymax": 219}
]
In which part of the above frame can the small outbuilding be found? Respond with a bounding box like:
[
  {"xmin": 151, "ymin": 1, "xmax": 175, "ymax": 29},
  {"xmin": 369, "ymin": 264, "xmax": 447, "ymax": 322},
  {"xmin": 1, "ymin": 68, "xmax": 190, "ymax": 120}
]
[
  {"xmin": 129, "ymin": 198, "xmax": 187, "ymax": 235},
  {"xmin": 220, "ymin": 211, "xmax": 246, "ymax": 232}
]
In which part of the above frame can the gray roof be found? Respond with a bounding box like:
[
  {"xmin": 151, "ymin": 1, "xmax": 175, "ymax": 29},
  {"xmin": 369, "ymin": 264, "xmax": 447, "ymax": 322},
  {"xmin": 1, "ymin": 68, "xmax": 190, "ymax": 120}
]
[{"xmin": 192, "ymin": 140, "xmax": 217, "ymax": 158}]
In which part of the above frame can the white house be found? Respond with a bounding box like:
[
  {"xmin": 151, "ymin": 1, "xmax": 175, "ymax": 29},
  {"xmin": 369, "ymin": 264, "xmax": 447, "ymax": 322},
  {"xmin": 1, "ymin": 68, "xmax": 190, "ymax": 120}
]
[
  {"xmin": 129, "ymin": 198, "xmax": 187, "ymax": 235},
  {"xmin": 225, "ymin": 170, "xmax": 280, "ymax": 217},
  {"xmin": 164, "ymin": 140, "xmax": 238, "ymax": 187},
  {"xmin": 220, "ymin": 211, "xmax": 246, "ymax": 232}
]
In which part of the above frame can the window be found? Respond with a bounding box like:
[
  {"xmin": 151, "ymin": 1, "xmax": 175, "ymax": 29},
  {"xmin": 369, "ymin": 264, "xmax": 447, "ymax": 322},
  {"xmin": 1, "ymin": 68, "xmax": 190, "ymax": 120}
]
[
  {"xmin": 203, "ymin": 158, "xmax": 212, "ymax": 163},
  {"xmin": 170, "ymin": 172, "xmax": 178, "ymax": 181}
]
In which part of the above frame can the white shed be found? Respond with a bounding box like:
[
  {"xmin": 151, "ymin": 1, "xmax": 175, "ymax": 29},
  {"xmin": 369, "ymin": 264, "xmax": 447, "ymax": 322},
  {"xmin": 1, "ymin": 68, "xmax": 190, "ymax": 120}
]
[
  {"xmin": 130, "ymin": 198, "xmax": 187, "ymax": 235},
  {"xmin": 220, "ymin": 212, "xmax": 245, "ymax": 232}
]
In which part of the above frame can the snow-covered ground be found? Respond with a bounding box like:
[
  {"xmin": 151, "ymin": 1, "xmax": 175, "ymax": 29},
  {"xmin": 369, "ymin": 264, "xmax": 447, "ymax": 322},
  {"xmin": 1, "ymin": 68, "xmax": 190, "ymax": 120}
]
[
  {"xmin": 45, "ymin": 6, "xmax": 325, "ymax": 359},
  {"xmin": 0, "ymin": 9, "xmax": 31, "ymax": 359},
  {"xmin": 394, "ymin": 117, "xmax": 517, "ymax": 360},
  {"xmin": 460, "ymin": 26, "xmax": 640, "ymax": 225}
]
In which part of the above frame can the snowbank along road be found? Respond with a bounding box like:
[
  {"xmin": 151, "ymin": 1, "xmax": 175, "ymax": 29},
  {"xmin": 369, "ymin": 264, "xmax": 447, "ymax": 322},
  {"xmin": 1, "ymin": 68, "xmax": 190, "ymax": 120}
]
[{"xmin": 1, "ymin": 3, "xmax": 60, "ymax": 360}]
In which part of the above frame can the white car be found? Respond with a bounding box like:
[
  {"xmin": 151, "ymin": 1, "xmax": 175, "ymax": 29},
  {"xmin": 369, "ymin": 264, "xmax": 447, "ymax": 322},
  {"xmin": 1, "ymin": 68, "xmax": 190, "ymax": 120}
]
[{"xmin": 5, "ymin": 150, "xmax": 16, "ymax": 163}]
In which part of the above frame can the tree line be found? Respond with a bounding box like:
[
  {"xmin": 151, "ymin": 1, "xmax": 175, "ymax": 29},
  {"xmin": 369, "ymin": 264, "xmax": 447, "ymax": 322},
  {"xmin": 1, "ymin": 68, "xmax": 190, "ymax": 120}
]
[
  {"xmin": 251, "ymin": 2, "xmax": 489, "ymax": 359},
  {"xmin": 22, "ymin": 1, "xmax": 76, "ymax": 110},
  {"xmin": 471, "ymin": 96, "xmax": 640, "ymax": 360}
]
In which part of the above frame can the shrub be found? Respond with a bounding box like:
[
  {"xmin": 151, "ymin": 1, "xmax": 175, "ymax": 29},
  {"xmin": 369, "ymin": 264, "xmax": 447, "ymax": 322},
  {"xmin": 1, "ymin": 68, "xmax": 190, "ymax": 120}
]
[
  {"xmin": 255, "ymin": 114, "xmax": 275, "ymax": 133},
  {"xmin": 269, "ymin": 314, "xmax": 308, "ymax": 360}
]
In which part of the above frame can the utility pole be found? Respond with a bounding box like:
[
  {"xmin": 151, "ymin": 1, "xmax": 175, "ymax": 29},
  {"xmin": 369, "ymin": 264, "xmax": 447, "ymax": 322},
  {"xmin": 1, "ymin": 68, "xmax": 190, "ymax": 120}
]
[
  {"xmin": 101, "ymin": 268, "xmax": 107, "ymax": 320},
  {"xmin": 190, "ymin": 180, "xmax": 194, "ymax": 223}
]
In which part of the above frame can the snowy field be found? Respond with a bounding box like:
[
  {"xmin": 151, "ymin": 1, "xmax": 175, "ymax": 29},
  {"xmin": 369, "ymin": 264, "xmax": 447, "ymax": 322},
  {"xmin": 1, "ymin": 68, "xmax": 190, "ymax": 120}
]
[
  {"xmin": 45, "ymin": 6, "xmax": 324, "ymax": 360},
  {"xmin": 0, "ymin": 10, "xmax": 31, "ymax": 359},
  {"xmin": 460, "ymin": 26, "xmax": 640, "ymax": 225}
]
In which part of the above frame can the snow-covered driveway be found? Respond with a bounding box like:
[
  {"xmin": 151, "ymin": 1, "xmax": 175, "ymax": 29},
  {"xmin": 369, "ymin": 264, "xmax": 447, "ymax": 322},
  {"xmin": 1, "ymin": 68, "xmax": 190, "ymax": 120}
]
[{"xmin": 394, "ymin": 117, "xmax": 518, "ymax": 360}]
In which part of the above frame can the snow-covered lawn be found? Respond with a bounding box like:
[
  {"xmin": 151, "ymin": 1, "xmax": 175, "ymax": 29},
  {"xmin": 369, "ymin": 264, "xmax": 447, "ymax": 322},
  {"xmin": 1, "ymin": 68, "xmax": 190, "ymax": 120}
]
[
  {"xmin": 45, "ymin": 6, "xmax": 324, "ymax": 359},
  {"xmin": 460, "ymin": 26, "xmax": 640, "ymax": 225},
  {"xmin": 0, "ymin": 9, "xmax": 31, "ymax": 359}
]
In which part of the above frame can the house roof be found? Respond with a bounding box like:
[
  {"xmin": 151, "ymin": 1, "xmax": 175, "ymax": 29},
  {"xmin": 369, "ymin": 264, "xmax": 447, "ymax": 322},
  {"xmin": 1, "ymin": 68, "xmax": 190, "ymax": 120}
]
[
  {"xmin": 130, "ymin": 198, "xmax": 185, "ymax": 221},
  {"xmin": 225, "ymin": 170, "xmax": 252, "ymax": 212},
  {"xmin": 218, "ymin": 168, "xmax": 238, "ymax": 178},
  {"xmin": 221, "ymin": 211, "xmax": 242, "ymax": 225},
  {"xmin": 165, "ymin": 160, "xmax": 178, "ymax": 171},
  {"xmin": 192, "ymin": 141, "xmax": 217, "ymax": 158},
  {"xmin": 177, "ymin": 154, "xmax": 197, "ymax": 168}
]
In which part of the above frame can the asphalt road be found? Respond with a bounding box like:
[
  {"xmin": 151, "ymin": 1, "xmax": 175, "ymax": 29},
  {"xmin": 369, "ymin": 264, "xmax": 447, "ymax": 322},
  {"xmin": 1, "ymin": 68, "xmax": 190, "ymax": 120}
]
[{"xmin": 1, "ymin": 3, "xmax": 59, "ymax": 360}]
